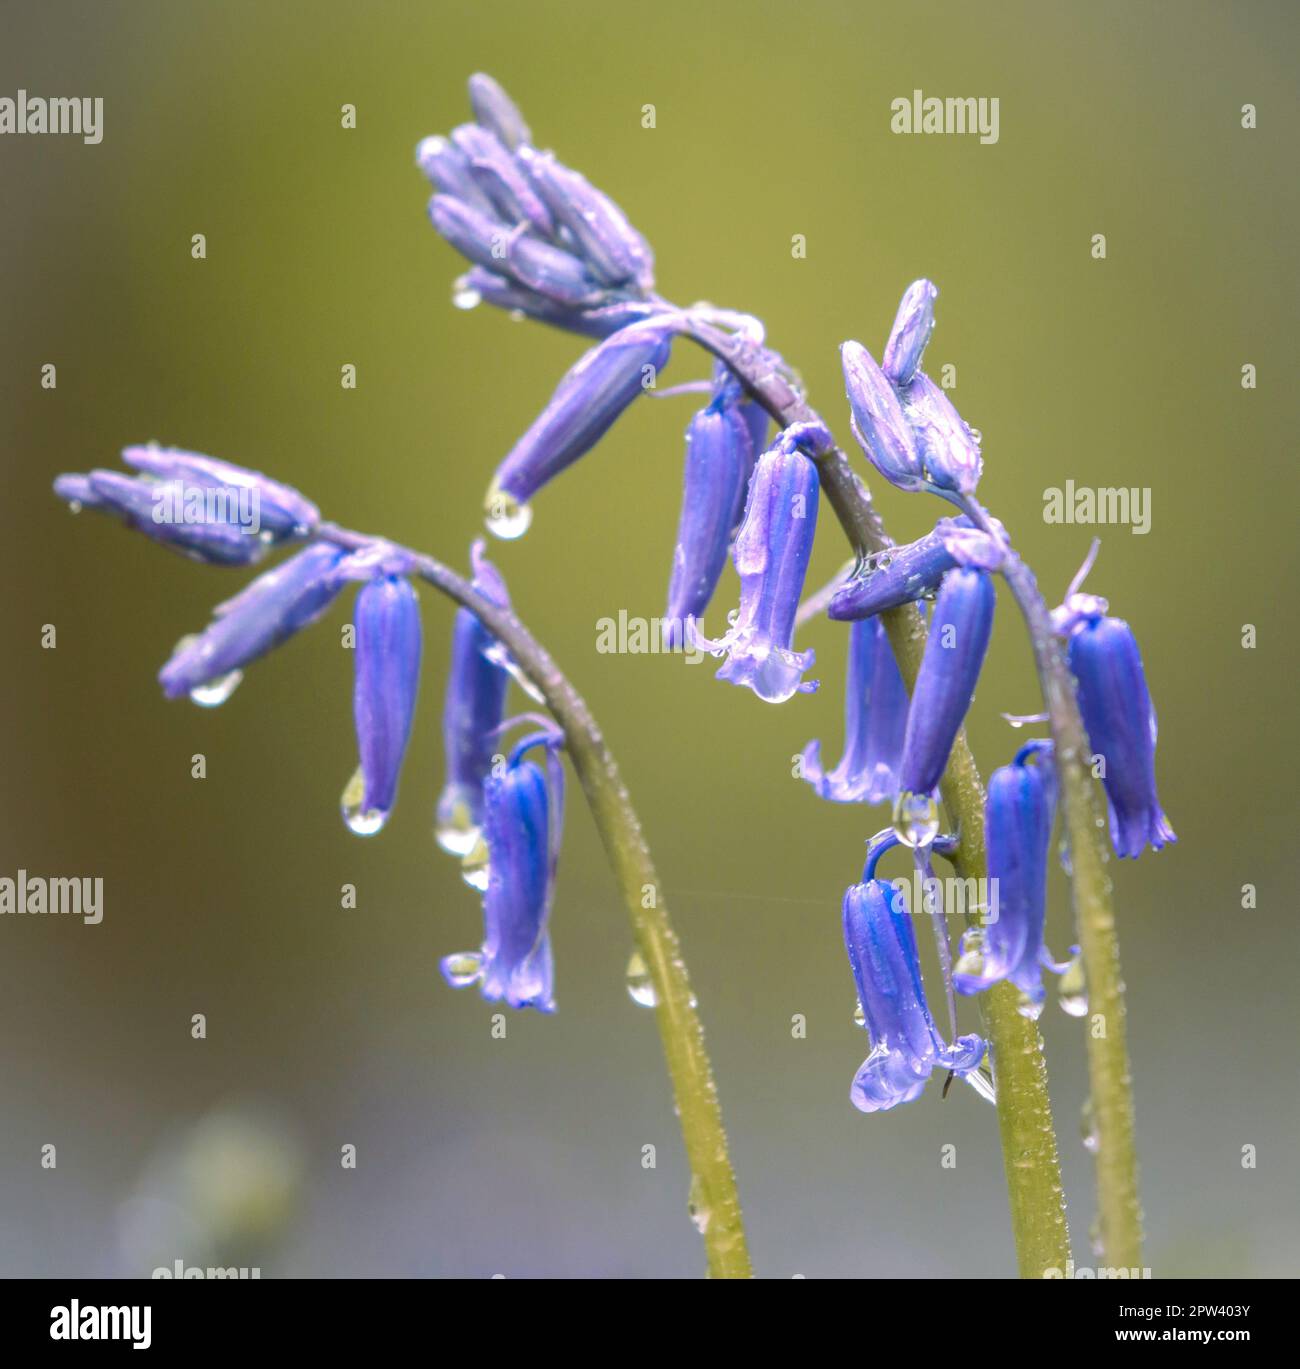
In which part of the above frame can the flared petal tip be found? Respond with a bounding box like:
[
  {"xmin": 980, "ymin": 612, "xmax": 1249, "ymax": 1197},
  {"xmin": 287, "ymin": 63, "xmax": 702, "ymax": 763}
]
[{"xmin": 716, "ymin": 641, "xmax": 817, "ymax": 704}]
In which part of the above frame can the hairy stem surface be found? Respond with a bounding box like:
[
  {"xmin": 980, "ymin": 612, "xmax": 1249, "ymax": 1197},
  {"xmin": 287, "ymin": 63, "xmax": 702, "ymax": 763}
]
[{"xmin": 961, "ymin": 498, "xmax": 1142, "ymax": 1268}]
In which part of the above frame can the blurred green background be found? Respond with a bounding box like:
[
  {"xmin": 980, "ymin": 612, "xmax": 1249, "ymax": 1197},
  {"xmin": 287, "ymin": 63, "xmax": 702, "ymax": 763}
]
[{"xmin": 1, "ymin": 0, "xmax": 1296, "ymax": 1277}]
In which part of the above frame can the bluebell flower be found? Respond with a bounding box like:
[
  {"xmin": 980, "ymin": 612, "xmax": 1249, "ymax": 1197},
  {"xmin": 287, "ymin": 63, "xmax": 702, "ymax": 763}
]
[
  {"xmin": 843, "ymin": 859, "xmax": 985, "ymax": 1113},
  {"xmin": 663, "ymin": 380, "xmax": 755, "ymax": 649},
  {"xmin": 453, "ymin": 267, "xmax": 661, "ymax": 338},
  {"xmin": 467, "ymin": 71, "xmax": 532, "ymax": 151},
  {"xmin": 827, "ymin": 517, "xmax": 971, "ymax": 622},
  {"xmin": 416, "ymin": 134, "xmax": 500, "ymax": 216},
  {"xmin": 120, "ymin": 445, "xmax": 319, "ymax": 539},
  {"xmin": 902, "ymin": 372, "xmax": 983, "ymax": 495},
  {"xmin": 695, "ymin": 428, "xmax": 822, "ymax": 703},
  {"xmin": 801, "ymin": 617, "xmax": 907, "ymax": 803},
  {"xmin": 441, "ymin": 729, "xmax": 565, "ymax": 1012},
  {"xmin": 881, "ymin": 279, "xmax": 937, "ymax": 386},
  {"xmin": 520, "ymin": 148, "xmax": 655, "ymax": 291},
  {"xmin": 54, "ymin": 443, "xmax": 317, "ymax": 566},
  {"xmin": 841, "ymin": 340, "xmax": 924, "ymax": 491},
  {"xmin": 450, "ymin": 123, "xmax": 554, "ymax": 236},
  {"xmin": 428, "ymin": 195, "xmax": 601, "ymax": 306},
  {"xmin": 1064, "ymin": 605, "xmax": 1176, "ymax": 858},
  {"xmin": 436, "ymin": 543, "xmax": 513, "ymax": 855},
  {"xmin": 158, "ymin": 543, "xmax": 347, "ymax": 700},
  {"xmin": 954, "ymin": 741, "xmax": 1062, "ymax": 1012},
  {"xmin": 485, "ymin": 317, "xmax": 676, "ymax": 537},
  {"xmin": 897, "ymin": 568, "xmax": 996, "ymax": 801},
  {"xmin": 342, "ymin": 575, "xmax": 422, "ymax": 836}
]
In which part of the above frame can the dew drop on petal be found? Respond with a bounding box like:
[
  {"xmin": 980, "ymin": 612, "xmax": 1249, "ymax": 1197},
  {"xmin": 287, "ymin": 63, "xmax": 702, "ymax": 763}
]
[
  {"xmin": 441, "ymin": 950, "xmax": 484, "ymax": 988},
  {"xmin": 852, "ymin": 998, "xmax": 866, "ymax": 1027},
  {"xmin": 892, "ymin": 790, "xmax": 940, "ymax": 848},
  {"xmin": 460, "ymin": 833, "xmax": 490, "ymax": 891},
  {"xmin": 452, "ymin": 283, "xmax": 482, "ymax": 311},
  {"xmin": 484, "ymin": 481, "xmax": 532, "ymax": 540},
  {"xmin": 625, "ymin": 949, "xmax": 658, "ymax": 1008},
  {"xmin": 190, "ymin": 669, "xmax": 243, "ymax": 707},
  {"xmin": 434, "ymin": 792, "xmax": 481, "ymax": 856},
  {"xmin": 341, "ymin": 766, "xmax": 387, "ymax": 836}
]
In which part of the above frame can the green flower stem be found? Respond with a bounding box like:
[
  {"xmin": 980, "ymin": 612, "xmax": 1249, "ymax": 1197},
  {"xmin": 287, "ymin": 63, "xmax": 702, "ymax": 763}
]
[
  {"xmin": 685, "ymin": 325, "xmax": 1072, "ymax": 1277},
  {"xmin": 961, "ymin": 498, "xmax": 1143, "ymax": 1268},
  {"xmin": 317, "ymin": 523, "xmax": 752, "ymax": 1279}
]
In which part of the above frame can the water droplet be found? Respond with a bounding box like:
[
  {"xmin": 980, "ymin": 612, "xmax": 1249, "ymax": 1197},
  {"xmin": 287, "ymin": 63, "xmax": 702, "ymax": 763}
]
[
  {"xmin": 340, "ymin": 767, "xmax": 387, "ymax": 836},
  {"xmin": 442, "ymin": 950, "xmax": 484, "ymax": 987},
  {"xmin": 435, "ymin": 793, "xmax": 480, "ymax": 857},
  {"xmin": 1080, "ymin": 1098, "xmax": 1100, "ymax": 1154},
  {"xmin": 452, "ymin": 284, "xmax": 482, "ymax": 311},
  {"xmin": 687, "ymin": 1174, "xmax": 711, "ymax": 1235},
  {"xmin": 461, "ymin": 833, "xmax": 490, "ymax": 891},
  {"xmin": 892, "ymin": 791, "xmax": 940, "ymax": 848},
  {"xmin": 1058, "ymin": 952, "xmax": 1089, "ymax": 1017},
  {"xmin": 963, "ymin": 1068, "xmax": 998, "ymax": 1105},
  {"xmin": 852, "ymin": 998, "xmax": 865, "ymax": 1027},
  {"xmin": 953, "ymin": 927, "xmax": 986, "ymax": 980},
  {"xmin": 68, "ymin": 500, "xmax": 83, "ymax": 514},
  {"xmin": 190, "ymin": 669, "xmax": 243, "ymax": 707},
  {"xmin": 482, "ymin": 642, "xmax": 544, "ymax": 704},
  {"xmin": 1016, "ymin": 990, "xmax": 1045, "ymax": 1021},
  {"xmin": 625, "ymin": 950, "xmax": 658, "ymax": 1008},
  {"xmin": 484, "ymin": 481, "xmax": 532, "ymax": 540}
]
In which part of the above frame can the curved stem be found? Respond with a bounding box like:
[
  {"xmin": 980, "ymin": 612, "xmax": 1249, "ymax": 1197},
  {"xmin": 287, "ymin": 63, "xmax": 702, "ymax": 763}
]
[
  {"xmin": 316, "ymin": 522, "xmax": 752, "ymax": 1278},
  {"xmin": 960, "ymin": 497, "xmax": 1142, "ymax": 1268},
  {"xmin": 683, "ymin": 327, "xmax": 1072, "ymax": 1277}
]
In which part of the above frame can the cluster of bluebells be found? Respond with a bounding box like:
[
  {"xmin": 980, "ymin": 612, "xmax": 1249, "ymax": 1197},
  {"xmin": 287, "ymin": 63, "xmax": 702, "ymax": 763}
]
[
  {"xmin": 54, "ymin": 447, "xmax": 567, "ymax": 1015},
  {"xmin": 56, "ymin": 74, "xmax": 1178, "ymax": 1121},
  {"xmin": 418, "ymin": 78, "xmax": 1177, "ymax": 1112}
]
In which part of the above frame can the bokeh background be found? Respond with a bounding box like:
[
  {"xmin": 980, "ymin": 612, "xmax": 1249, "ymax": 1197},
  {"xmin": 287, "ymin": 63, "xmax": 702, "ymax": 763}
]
[{"xmin": 1, "ymin": 0, "xmax": 1296, "ymax": 1278}]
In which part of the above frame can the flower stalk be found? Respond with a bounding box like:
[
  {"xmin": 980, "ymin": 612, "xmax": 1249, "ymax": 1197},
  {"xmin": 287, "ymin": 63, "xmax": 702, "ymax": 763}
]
[
  {"xmin": 683, "ymin": 327, "xmax": 1073, "ymax": 1278},
  {"xmin": 958, "ymin": 498, "xmax": 1142, "ymax": 1268},
  {"xmin": 316, "ymin": 523, "xmax": 752, "ymax": 1278}
]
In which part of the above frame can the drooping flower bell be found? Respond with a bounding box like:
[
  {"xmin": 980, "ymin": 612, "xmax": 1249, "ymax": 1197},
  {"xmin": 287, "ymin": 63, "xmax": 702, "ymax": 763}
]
[
  {"xmin": 441, "ymin": 727, "xmax": 565, "ymax": 1013},
  {"xmin": 435, "ymin": 543, "xmax": 513, "ymax": 856},
  {"xmin": 484, "ymin": 316, "xmax": 676, "ymax": 538},
  {"xmin": 1061, "ymin": 601, "xmax": 1176, "ymax": 858},
  {"xmin": 894, "ymin": 568, "xmax": 996, "ymax": 845},
  {"xmin": 801, "ymin": 617, "xmax": 907, "ymax": 803},
  {"xmin": 663, "ymin": 377, "xmax": 755, "ymax": 649},
  {"xmin": 843, "ymin": 842, "xmax": 985, "ymax": 1113},
  {"xmin": 157, "ymin": 542, "xmax": 347, "ymax": 703},
  {"xmin": 341, "ymin": 575, "xmax": 423, "ymax": 837},
  {"xmin": 694, "ymin": 425, "xmax": 824, "ymax": 703},
  {"xmin": 954, "ymin": 741, "xmax": 1062, "ymax": 1013}
]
